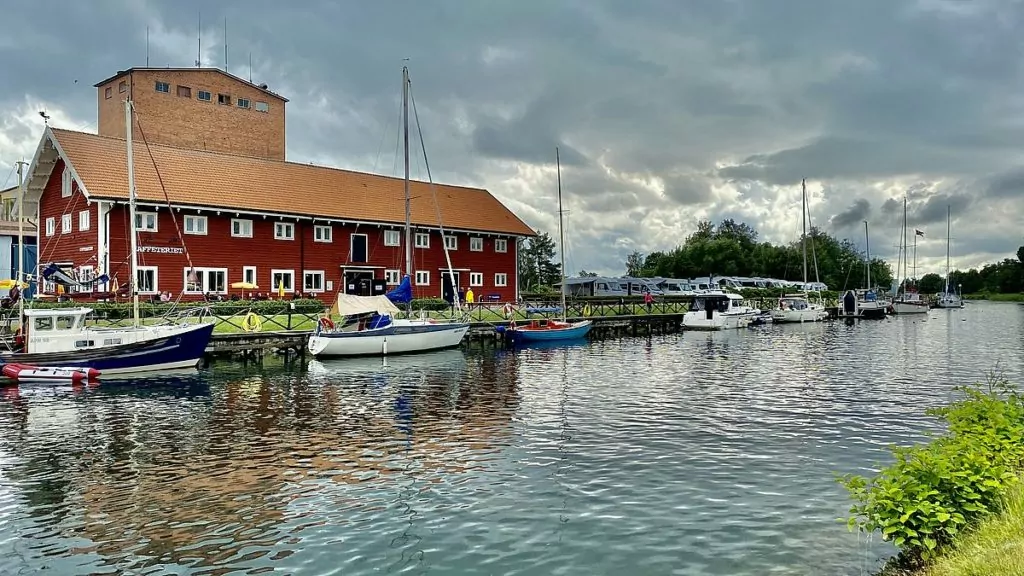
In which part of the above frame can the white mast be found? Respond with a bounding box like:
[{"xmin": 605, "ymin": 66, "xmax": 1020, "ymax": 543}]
[
  {"xmin": 402, "ymin": 66, "xmax": 412, "ymax": 314},
  {"xmin": 944, "ymin": 205, "xmax": 951, "ymax": 294},
  {"xmin": 556, "ymin": 147, "xmax": 567, "ymax": 322},
  {"xmin": 15, "ymin": 159, "xmax": 27, "ymax": 321},
  {"xmin": 801, "ymin": 178, "xmax": 808, "ymax": 287},
  {"xmin": 125, "ymin": 100, "xmax": 140, "ymax": 327},
  {"xmin": 864, "ymin": 220, "xmax": 871, "ymax": 289}
]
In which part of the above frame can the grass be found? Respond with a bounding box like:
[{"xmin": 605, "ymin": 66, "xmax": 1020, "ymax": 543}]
[
  {"xmin": 924, "ymin": 481, "xmax": 1024, "ymax": 576},
  {"xmin": 963, "ymin": 293, "xmax": 1024, "ymax": 302}
]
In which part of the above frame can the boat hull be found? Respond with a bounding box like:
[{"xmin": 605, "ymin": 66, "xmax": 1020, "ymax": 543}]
[
  {"xmin": 891, "ymin": 301, "xmax": 929, "ymax": 315},
  {"xmin": 935, "ymin": 295, "xmax": 963, "ymax": 309},
  {"xmin": 503, "ymin": 320, "xmax": 593, "ymax": 342},
  {"xmin": 0, "ymin": 323, "xmax": 215, "ymax": 374},
  {"xmin": 682, "ymin": 311, "xmax": 751, "ymax": 331},
  {"xmin": 770, "ymin": 307, "xmax": 828, "ymax": 323},
  {"xmin": 308, "ymin": 321, "xmax": 470, "ymax": 357}
]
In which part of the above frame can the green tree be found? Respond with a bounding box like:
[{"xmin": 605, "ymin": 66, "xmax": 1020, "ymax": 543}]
[
  {"xmin": 578, "ymin": 269, "xmax": 599, "ymax": 277},
  {"xmin": 518, "ymin": 232, "xmax": 561, "ymax": 291},
  {"xmin": 918, "ymin": 273, "xmax": 944, "ymax": 294},
  {"xmin": 625, "ymin": 250, "xmax": 645, "ymax": 276},
  {"xmin": 1017, "ymin": 245, "xmax": 1024, "ymax": 266}
]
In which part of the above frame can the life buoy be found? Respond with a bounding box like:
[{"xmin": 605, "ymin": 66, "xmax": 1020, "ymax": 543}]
[
  {"xmin": 318, "ymin": 316, "xmax": 335, "ymax": 331},
  {"xmin": 242, "ymin": 312, "xmax": 262, "ymax": 333},
  {"xmin": 502, "ymin": 302, "xmax": 514, "ymax": 319},
  {"xmin": 583, "ymin": 304, "xmax": 592, "ymax": 317}
]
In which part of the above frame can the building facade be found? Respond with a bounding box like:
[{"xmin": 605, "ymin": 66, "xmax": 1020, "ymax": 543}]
[{"xmin": 21, "ymin": 68, "xmax": 534, "ymax": 303}]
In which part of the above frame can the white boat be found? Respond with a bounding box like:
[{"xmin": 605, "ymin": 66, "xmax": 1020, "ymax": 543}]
[
  {"xmin": 935, "ymin": 206, "xmax": 963, "ymax": 309},
  {"xmin": 838, "ymin": 222, "xmax": 889, "ymax": 319},
  {"xmin": 683, "ymin": 291, "xmax": 758, "ymax": 330},
  {"xmin": 891, "ymin": 196, "xmax": 929, "ymax": 315},
  {"xmin": 307, "ymin": 66, "xmax": 469, "ymax": 358},
  {"xmin": 770, "ymin": 179, "xmax": 828, "ymax": 324}
]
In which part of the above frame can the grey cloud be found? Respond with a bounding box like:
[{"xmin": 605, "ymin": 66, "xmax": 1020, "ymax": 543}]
[{"xmin": 830, "ymin": 199, "xmax": 871, "ymax": 230}]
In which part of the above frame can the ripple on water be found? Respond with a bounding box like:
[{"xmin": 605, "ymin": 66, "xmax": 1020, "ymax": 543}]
[{"xmin": 0, "ymin": 303, "xmax": 1018, "ymax": 575}]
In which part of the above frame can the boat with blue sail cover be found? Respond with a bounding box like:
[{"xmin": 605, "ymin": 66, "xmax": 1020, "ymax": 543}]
[{"xmin": 497, "ymin": 147, "xmax": 592, "ymax": 344}]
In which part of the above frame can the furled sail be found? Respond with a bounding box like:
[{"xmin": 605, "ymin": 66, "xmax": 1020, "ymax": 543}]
[
  {"xmin": 40, "ymin": 263, "xmax": 110, "ymax": 289},
  {"xmin": 385, "ymin": 275, "xmax": 412, "ymax": 304}
]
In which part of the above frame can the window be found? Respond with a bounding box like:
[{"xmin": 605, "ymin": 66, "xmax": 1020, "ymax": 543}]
[
  {"xmin": 444, "ymin": 235, "xmax": 458, "ymax": 250},
  {"xmin": 45, "ymin": 217, "xmax": 55, "ymax": 236},
  {"xmin": 495, "ymin": 273, "xmax": 508, "ymax": 287},
  {"xmin": 135, "ymin": 212, "xmax": 157, "ymax": 232},
  {"xmin": 78, "ymin": 210, "xmax": 90, "ymax": 231},
  {"xmin": 470, "ymin": 272, "xmax": 483, "ymax": 287},
  {"xmin": 271, "ymin": 269, "xmax": 294, "ymax": 293},
  {"xmin": 137, "ymin": 266, "xmax": 158, "ymax": 294},
  {"xmin": 198, "ymin": 90, "xmax": 212, "ymax": 102},
  {"xmin": 184, "ymin": 267, "xmax": 227, "ymax": 294},
  {"xmin": 237, "ymin": 98, "xmax": 250, "ymax": 109},
  {"xmin": 274, "ymin": 222, "xmax": 294, "ymax": 240},
  {"xmin": 415, "ymin": 232, "xmax": 430, "ymax": 248},
  {"xmin": 184, "ymin": 215, "xmax": 207, "ymax": 235},
  {"xmin": 61, "ymin": 213, "xmax": 72, "ymax": 234},
  {"xmin": 470, "ymin": 237, "xmax": 483, "ymax": 251},
  {"xmin": 415, "ymin": 270, "xmax": 430, "ymax": 285},
  {"xmin": 34, "ymin": 317, "xmax": 53, "ymax": 331},
  {"xmin": 155, "ymin": 81, "xmax": 170, "ymax": 93},
  {"xmin": 119, "ymin": 81, "xmax": 127, "ymax": 93},
  {"xmin": 218, "ymin": 93, "xmax": 231, "ymax": 105},
  {"xmin": 105, "ymin": 87, "xmax": 112, "ymax": 99},
  {"xmin": 242, "ymin": 266, "xmax": 256, "ymax": 286},
  {"xmin": 61, "ymin": 167, "xmax": 72, "ymax": 198},
  {"xmin": 384, "ymin": 230, "xmax": 401, "ymax": 246},
  {"xmin": 74, "ymin": 266, "xmax": 95, "ymax": 294},
  {"xmin": 255, "ymin": 101, "xmax": 269, "ymax": 113},
  {"xmin": 177, "ymin": 85, "xmax": 191, "ymax": 98},
  {"xmin": 303, "ymin": 270, "xmax": 325, "ymax": 293},
  {"xmin": 495, "ymin": 238, "xmax": 508, "ymax": 253},
  {"xmin": 314, "ymin": 224, "xmax": 332, "ymax": 242},
  {"xmin": 385, "ymin": 269, "xmax": 401, "ymax": 285},
  {"xmin": 231, "ymin": 218, "xmax": 253, "ymax": 238}
]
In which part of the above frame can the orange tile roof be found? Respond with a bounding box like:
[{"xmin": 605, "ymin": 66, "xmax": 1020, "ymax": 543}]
[{"xmin": 50, "ymin": 128, "xmax": 536, "ymax": 237}]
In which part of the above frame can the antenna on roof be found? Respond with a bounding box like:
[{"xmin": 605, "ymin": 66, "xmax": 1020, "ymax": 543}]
[
  {"xmin": 146, "ymin": 26, "xmax": 150, "ymax": 66},
  {"xmin": 249, "ymin": 52, "xmax": 252, "ymax": 83},
  {"xmin": 196, "ymin": 11, "xmax": 202, "ymax": 67},
  {"xmin": 223, "ymin": 16, "xmax": 228, "ymax": 72}
]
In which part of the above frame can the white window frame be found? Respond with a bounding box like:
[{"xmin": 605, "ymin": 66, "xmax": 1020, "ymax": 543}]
[
  {"xmin": 274, "ymin": 221, "xmax": 294, "ymax": 240},
  {"xmin": 183, "ymin": 267, "xmax": 228, "ymax": 295},
  {"xmin": 444, "ymin": 235, "xmax": 458, "ymax": 250},
  {"xmin": 495, "ymin": 238, "xmax": 508, "ymax": 253},
  {"xmin": 415, "ymin": 232, "xmax": 430, "ymax": 248},
  {"xmin": 45, "ymin": 217, "xmax": 55, "ymax": 236},
  {"xmin": 314, "ymin": 224, "xmax": 332, "ymax": 243},
  {"xmin": 271, "ymin": 269, "xmax": 295, "ymax": 293},
  {"xmin": 198, "ymin": 90, "xmax": 212, "ymax": 102},
  {"xmin": 78, "ymin": 210, "xmax": 90, "ymax": 231},
  {"xmin": 61, "ymin": 168, "xmax": 72, "ymax": 198},
  {"xmin": 61, "ymin": 213, "xmax": 72, "ymax": 234},
  {"xmin": 385, "ymin": 269, "xmax": 401, "ymax": 285},
  {"xmin": 384, "ymin": 230, "xmax": 401, "ymax": 247},
  {"xmin": 155, "ymin": 81, "xmax": 170, "ymax": 93},
  {"xmin": 73, "ymin": 265, "xmax": 95, "ymax": 294},
  {"xmin": 470, "ymin": 237, "xmax": 483, "ymax": 252},
  {"xmin": 415, "ymin": 270, "xmax": 430, "ymax": 286},
  {"xmin": 255, "ymin": 101, "xmax": 269, "ymax": 113},
  {"xmin": 242, "ymin": 266, "xmax": 257, "ymax": 286},
  {"xmin": 237, "ymin": 98, "xmax": 251, "ymax": 109},
  {"xmin": 470, "ymin": 272, "xmax": 483, "ymax": 287},
  {"xmin": 135, "ymin": 211, "xmax": 158, "ymax": 232},
  {"xmin": 184, "ymin": 215, "xmax": 207, "ymax": 235},
  {"xmin": 231, "ymin": 218, "xmax": 253, "ymax": 238},
  {"xmin": 303, "ymin": 270, "xmax": 325, "ymax": 293},
  {"xmin": 136, "ymin": 265, "xmax": 158, "ymax": 295},
  {"xmin": 495, "ymin": 273, "xmax": 508, "ymax": 287}
]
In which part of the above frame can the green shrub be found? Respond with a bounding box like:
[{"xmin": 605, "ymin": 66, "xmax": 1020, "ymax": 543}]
[
  {"xmin": 411, "ymin": 298, "xmax": 452, "ymax": 311},
  {"xmin": 840, "ymin": 376, "xmax": 1024, "ymax": 567},
  {"xmin": 25, "ymin": 298, "xmax": 327, "ymax": 318}
]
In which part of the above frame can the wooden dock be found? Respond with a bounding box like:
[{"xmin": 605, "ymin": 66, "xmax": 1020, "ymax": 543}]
[{"xmin": 204, "ymin": 313, "xmax": 687, "ymax": 360}]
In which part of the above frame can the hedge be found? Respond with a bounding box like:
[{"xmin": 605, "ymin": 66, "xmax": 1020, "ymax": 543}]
[{"xmin": 25, "ymin": 298, "xmax": 328, "ymax": 319}]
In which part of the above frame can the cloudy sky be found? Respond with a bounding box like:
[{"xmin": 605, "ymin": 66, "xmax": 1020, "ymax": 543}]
[{"xmin": 2, "ymin": 0, "xmax": 1022, "ymax": 279}]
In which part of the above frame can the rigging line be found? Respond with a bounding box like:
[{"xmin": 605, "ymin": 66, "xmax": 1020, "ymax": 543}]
[
  {"xmin": 0, "ymin": 164, "xmax": 15, "ymax": 190},
  {"xmin": 409, "ymin": 85, "xmax": 460, "ymax": 314},
  {"xmin": 372, "ymin": 88, "xmax": 401, "ymax": 175}
]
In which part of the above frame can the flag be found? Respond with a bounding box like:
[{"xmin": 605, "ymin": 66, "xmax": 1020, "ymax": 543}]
[{"xmin": 915, "ymin": 229, "xmax": 924, "ymax": 237}]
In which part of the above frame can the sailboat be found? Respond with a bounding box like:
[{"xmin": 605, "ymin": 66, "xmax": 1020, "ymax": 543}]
[
  {"xmin": 770, "ymin": 179, "xmax": 829, "ymax": 323},
  {"xmin": 935, "ymin": 206, "xmax": 963, "ymax": 309},
  {"xmin": 306, "ymin": 66, "xmax": 470, "ymax": 357},
  {"xmin": 0, "ymin": 99, "xmax": 216, "ymax": 374},
  {"xmin": 890, "ymin": 197, "xmax": 929, "ymax": 315},
  {"xmin": 839, "ymin": 221, "xmax": 889, "ymax": 319},
  {"xmin": 496, "ymin": 148, "xmax": 592, "ymax": 343}
]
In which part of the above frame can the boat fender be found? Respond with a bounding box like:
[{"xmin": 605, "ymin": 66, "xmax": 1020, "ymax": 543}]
[
  {"xmin": 502, "ymin": 302, "xmax": 514, "ymax": 319},
  {"xmin": 583, "ymin": 304, "xmax": 592, "ymax": 317},
  {"xmin": 318, "ymin": 317, "xmax": 335, "ymax": 331},
  {"xmin": 242, "ymin": 312, "xmax": 263, "ymax": 333}
]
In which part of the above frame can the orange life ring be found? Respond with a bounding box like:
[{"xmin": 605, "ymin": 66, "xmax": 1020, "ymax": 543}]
[{"xmin": 318, "ymin": 317, "xmax": 335, "ymax": 330}]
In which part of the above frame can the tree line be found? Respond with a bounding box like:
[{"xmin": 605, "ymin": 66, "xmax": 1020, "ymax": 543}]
[{"xmin": 915, "ymin": 246, "xmax": 1024, "ymax": 295}]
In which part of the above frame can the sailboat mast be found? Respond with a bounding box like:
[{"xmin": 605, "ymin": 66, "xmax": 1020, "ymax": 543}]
[
  {"xmin": 556, "ymin": 148, "xmax": 567, "ymax": 323},
  {"xmin": 801, "ymin": 178, "xmax": 808, "ymax": 286},
  {"xmin": 864, "ymin": 220, "xmax": 871, "ymax": 289},
  {"xmin": 902, "ymin": 197, "xmax": 908, "ymax": 296},
  {"xmin": 402, "ymin": 66, "xmax": 412, "ymax": 312},
  {"xmin": 16, "ymin": 160, "xmax": 26, "ymax": 321},
  {"xmin": 125, "ymin": 99, "xmax": 140, "ymax": 328},
  {"xmin": 945, "ymin": 205, "xmax": 951, "ymax": 293}
]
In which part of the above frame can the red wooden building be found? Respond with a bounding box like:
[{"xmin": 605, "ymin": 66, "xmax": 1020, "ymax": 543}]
[{"xmin": 20, "ymin": 127, "xmax": 534, "ymax": 302}]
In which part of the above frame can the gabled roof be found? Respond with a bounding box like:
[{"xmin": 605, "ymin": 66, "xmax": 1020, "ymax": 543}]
[
  {"xmin": 93, "ymin": 67, "xmax": 289, "ymax": 103},
  {"xmin": 47, "ymin": 128, "xmax": 536, "ymax": 237}
]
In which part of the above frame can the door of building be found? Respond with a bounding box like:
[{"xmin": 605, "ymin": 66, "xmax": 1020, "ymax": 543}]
[
  {"xmin": 441, "ymin": 271, "xmax": 460, "ymax": 303},
  {"xmin": 344, "ymin": 270, "xmax": 374, "ymax": 296}
]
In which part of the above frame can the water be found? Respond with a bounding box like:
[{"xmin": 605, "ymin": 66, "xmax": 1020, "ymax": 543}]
[{"xmin": 0, "ymin": 303, "xmax": 1021, "ymax": 575}]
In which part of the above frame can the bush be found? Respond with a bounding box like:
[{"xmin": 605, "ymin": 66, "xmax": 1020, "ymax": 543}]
[
  {"xmin": 411, "ymin": 298, "xmax": 452, "ymax": 311},
  {"xmin": 840, "ymin": 375, "xmax": 1024, "ymax": 567},
  {"xmin": 26, "ymin": 298, "xmax": 327, "ymax": 318}
]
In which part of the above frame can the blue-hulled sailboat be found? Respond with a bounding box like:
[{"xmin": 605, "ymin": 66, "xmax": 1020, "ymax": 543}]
[{"xmin": 497, "ymin": 147, "xmax": 592, "ymax": 344}]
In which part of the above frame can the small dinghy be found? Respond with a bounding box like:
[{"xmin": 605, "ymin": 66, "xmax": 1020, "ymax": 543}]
[{"xmin": 1, "ymin": 363, "xmax": 101, "ymax": 383}]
